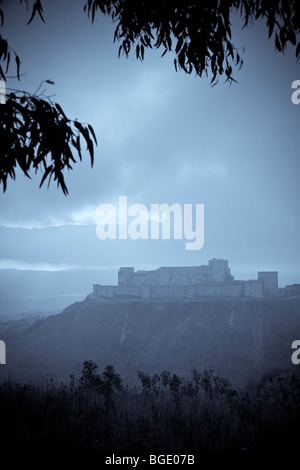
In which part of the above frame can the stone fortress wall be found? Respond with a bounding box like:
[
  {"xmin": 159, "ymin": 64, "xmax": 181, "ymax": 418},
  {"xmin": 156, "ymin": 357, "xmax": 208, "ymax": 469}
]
[{"xmin": 92, "ymin": 259, "xmax": 279, "ymax": 300}]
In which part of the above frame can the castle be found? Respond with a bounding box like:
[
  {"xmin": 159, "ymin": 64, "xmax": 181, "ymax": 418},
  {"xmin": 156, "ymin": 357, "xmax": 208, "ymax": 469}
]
[{"xmin": 92, "ymin": 259, "xmax": 279, "ymax": 300}]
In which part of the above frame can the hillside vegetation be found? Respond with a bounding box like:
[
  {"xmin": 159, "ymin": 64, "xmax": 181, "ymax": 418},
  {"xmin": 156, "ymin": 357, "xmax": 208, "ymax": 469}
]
[{"xmin": 0, "ymin": 361, "xmax": 299, "ymax": 450}]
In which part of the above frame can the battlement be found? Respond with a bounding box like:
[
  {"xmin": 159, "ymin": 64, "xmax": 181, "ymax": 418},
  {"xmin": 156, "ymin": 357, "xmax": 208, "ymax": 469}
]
[
  {"xmin": 92, "ymin": 259, "xmax": 278, "ymax": 301},
  {"xmin": 118, "ymin": 258, "xmax": 234, "ymax": 287}
]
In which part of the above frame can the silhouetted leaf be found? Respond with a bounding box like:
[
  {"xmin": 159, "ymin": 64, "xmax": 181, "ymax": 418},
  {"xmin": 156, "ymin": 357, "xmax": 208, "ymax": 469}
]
[
  {"xmin": 167, "ymin": 35, "xmax": 172, "ymax": 50},
  {"xmin": 27, "ymin": 0, "xmax": 45, "ymax": 25},
  {"xmin": 5, "ymin": 52, "xmax": 10, "ymax": 74},
  {"xmin": 280, "ymin": 28, "xmax": 286, "ymax": 49},
  {"xmin": 15, "ymin": 55, "xmax": 21, "ymax": 80},
  {"xmin": 74, "ymin": 120, "xmax": 86, "ymax": 136},
  {"xmin": 55, "ymin": 103, "xmax": 68, "ymax": 120},
  {"xmin": 275, "ymin": 33, "xmax": 282, "ymax": 51},
  {"xmin": 268, "ymin": 16, "xmax": 275, "ymax": 38},
  {"xmin": 0, "ymin": 64, "xmax": 5, "ymax": 81},
  {"xmin": 76, "ymin": 135, "xmax": 82, "ymax": 161},
  {"xmin": 175, "ymin": 35, "xmax": 183, "ymax": 54},
  {"xmin": 39, "ymin": 165, "xmax": 53, "ymax": 188},
  {"xmin": 288, "ymin": 29, "xmax": 296, "ymax": 46},
  {"xmin": 27, "ymin": 3, "xmax": 38, "ymax": 24},
  {"xmin": 88, "ymin": 124, "xmax": 98, "ymax": 145}
]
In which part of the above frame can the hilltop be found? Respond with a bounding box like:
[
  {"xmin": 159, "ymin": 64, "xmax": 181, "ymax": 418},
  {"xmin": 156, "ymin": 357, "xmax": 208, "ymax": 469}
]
[{"xmin": 0, "ymin": 296, "xmax": 299, "ymax": 387}]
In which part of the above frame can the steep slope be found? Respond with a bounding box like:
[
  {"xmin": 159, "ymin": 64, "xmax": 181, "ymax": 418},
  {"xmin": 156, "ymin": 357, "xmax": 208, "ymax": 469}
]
[{"xmin": 1, "ymin": 297, "xmax": 299, "ymax": 387}]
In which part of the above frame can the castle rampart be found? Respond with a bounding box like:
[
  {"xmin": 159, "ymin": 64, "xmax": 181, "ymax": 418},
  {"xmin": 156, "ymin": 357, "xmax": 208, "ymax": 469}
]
[{"xmin": 92, "ymin": 259, "xmax": 278, "ymax": 300}]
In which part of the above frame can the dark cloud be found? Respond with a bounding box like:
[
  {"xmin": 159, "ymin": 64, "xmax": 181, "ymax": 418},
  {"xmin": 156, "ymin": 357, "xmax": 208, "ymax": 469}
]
[{"xmin": 0, "ymin": 1, "xmax": 299, "ymax": 282}]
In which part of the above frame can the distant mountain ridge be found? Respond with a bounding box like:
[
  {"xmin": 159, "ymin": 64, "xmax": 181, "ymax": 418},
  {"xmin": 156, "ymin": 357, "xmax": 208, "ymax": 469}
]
[{"xmin": 0, "ymin": 268, "xmax": 118, "ymax": 316}]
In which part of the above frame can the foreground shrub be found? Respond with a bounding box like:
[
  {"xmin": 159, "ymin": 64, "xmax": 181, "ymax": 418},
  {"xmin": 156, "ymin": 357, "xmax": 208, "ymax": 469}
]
[{"xmin": 0, "ymin": 364, "xmax": 299, "ymax": 450}]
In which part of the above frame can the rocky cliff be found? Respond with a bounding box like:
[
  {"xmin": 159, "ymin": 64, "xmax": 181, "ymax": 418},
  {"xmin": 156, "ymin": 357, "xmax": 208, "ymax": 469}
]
[{"xmin": 1, "ymin": 297, "xmax": 299, "ymax": 387}]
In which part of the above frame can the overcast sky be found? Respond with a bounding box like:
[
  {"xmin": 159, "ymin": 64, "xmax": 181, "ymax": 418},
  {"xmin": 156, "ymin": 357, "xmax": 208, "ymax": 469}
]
[{"xmin": 0, "ymin": 0, "xmax": 300, "ymax": 287}]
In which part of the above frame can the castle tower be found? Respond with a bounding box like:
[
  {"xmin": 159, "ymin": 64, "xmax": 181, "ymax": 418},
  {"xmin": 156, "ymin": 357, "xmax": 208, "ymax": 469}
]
[
  {"xmin": 208, "ymin": 258, "xmax": 234, "ymax": 282},
  {"xmin": 118, "ymin": 267, "xmax": 134, "ymax": 287},
  {"xmin": 258, "ymin": 272, "xmax": 278, "ymax": 296}
]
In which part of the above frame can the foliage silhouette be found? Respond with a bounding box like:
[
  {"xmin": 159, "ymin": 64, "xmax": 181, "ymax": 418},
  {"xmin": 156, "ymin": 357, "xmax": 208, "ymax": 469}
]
[
  {"xmin": 1, "ymin": 1, "xmax": 300, "ymax": 192},
  {"xmin": 84, "ymin": 0, "xmax": 300, "ymax": 85},
  {"xmin": 0, "ymin": 363, "xmax": 299, "ymax": 450},
  {"xmin": 78, "ymin": 360, "xmax": 123, "ymax": 403},
  {"xmin": 79, "ymin": 359, "xmax": 103, "ymax": 391},
  {"xmin": 0, "ymin": 88, "xmax": 96, "ymax": 195},
  {"xmin": 0, "ymin": 0, "xmax": 97, "ymax": 194}
]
